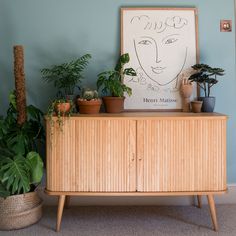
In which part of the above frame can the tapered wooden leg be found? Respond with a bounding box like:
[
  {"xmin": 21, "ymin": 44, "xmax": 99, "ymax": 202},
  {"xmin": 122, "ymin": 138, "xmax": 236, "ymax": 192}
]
[
  {"xmin": 197, "ymin": 195, "xmax": 202, "ymax": 208},
  {"xmin": 65, "ymin": 196, "xmax": 71, "ymax": 209},
  {"xmin": 207, "ymin": 195, "xmax": 219, "ymax": 231},
  {"xmin": 56, "ymin": 195, "xmax": 66, "ymax": 232}
]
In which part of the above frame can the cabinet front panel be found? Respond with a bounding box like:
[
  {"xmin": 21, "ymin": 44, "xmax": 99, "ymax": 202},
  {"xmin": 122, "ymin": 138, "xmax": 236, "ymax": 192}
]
[
  {"xmin": 46, "ymin": 119, "xmax": 136, "ymax": 192},
  {"xmin": 137, "ymin": 119, "xmax": 226, "ymax": 192}
]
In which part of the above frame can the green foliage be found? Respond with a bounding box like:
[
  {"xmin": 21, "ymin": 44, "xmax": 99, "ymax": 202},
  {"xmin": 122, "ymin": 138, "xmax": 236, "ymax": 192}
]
[
  {"xmin": 41, "ymin": 54, "xmax": 92, "ymax": 97},
  {"xmin": 26, "ymin": 152, "xmax": 43, "ymax": 184},
  {"xmin": 46, "ymin": 99, "xmax": 74, "ymax": 132},
  {"xmin": 0, "ymin": 149, "xmax": 43, "ymax": 196},
  {"xmin": 97, "ymin": 53, "xmax": 136, "ymax": 97},
  {"xmin": 0, "ymin": 92, "xmax": 45, "ymax": 198},
  {"xmin": 0, "ymin": 182, "xmax": 10, "ymax": 198},
  {"xmin": 0, "ymin": 93, "xmax": 45, "ymax": 156},
  {"xmin": 0, "ymin": 151, "xmax": 31, "ymax": 195},
  {"xmin": 188, "ymin": 64, "xmax": 225, "ymax": 97},
  {"xmin": 81, "ymin": 88, "xmax": 99, "ymax": 101}
]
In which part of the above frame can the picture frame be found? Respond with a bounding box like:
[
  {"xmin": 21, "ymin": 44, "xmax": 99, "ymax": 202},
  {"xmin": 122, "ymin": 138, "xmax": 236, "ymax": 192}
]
[{"xmin": 121, "ymin": 7, "xmax": 199, "ymax": 111}]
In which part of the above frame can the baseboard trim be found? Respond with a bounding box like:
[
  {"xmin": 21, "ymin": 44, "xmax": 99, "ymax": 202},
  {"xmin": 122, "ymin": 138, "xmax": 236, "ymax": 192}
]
[{"xmin": 38, "ymin": 184, "xmax": 236, "ymax": 206}]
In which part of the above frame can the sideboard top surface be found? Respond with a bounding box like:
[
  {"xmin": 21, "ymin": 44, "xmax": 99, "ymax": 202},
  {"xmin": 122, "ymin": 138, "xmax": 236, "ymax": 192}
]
[{"xmin": 47, "ymin": 112, "xmax": 227, "ymax": 120}]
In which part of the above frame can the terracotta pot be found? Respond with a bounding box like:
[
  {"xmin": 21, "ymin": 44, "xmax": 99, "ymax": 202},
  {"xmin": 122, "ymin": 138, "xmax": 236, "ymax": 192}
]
[
  {"xmin": 191, "ymin": 101, "xmax": 203, "ymax": 113},
  {"xmin": 56, "ymin": 102, "xmax": 71, "ymax": 114},
  {"xmin": 77, "ymin": 99, "xmax": 102, "ymax": 114},
  {"xmin": 0, "ymin": 191, "xmax": 43, "ymax": 230},
  {"xmin": 102, "ymin": 96, "xmax": 125, "ymax": 113}
]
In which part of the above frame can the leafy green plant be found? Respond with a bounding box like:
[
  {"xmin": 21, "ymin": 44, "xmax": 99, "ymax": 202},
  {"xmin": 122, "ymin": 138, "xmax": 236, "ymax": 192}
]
[
  {"xmin": 188, "ymin": 64, "xmax": 225, "ymax": 97},
  {"xmin": 0, "ymin": 93, "xmax": 45, "ymax": 155},
  {"xmin": 0, "ymin": 92, "xmax": 45, "ymax": 198},
  {"xmin": 47, "ymin": 99, "xmax": 74, "ymax": 132},
  {"xmin": 0, "ymin": 149, "xmax": 43, "ymax": 197},
  {"xmin": 41, "ymin": 54, "xmax": 91, "ymax": 97},
  {"xmin": 97, "ymin": 53, "xmax": 137, "ymax": 97}
]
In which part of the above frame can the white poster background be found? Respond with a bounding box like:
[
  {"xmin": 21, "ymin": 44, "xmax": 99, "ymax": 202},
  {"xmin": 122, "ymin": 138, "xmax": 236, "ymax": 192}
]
[{"xmin": 122, "ymin": 8, "xmax": 198, "ymax": 110}]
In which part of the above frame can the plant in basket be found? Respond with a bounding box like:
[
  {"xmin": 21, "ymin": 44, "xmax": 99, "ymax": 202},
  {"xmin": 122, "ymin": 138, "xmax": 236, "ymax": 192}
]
[{"xmin": 0, "ymin": 46, "xmax": 45, "ymax": 230}]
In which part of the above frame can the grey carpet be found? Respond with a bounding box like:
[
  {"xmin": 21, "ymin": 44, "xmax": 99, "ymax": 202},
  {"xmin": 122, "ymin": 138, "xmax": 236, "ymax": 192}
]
[{"xmin": 0, "ymin": 205, "xmax": 236, "ymax": 236}]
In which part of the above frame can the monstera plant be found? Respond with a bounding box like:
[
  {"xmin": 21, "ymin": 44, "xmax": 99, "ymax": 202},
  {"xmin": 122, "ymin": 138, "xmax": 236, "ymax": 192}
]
[
  {"xmin": 0, "ymin": 45, "xmax": 45, "ymax": 231},
  {"xmin": 0, "ymin": 92, "xmax": 45, "ymax": 198}
]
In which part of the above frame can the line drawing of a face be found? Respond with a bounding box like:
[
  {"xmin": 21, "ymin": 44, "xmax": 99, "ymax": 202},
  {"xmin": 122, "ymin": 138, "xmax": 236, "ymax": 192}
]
[{"xmin": 131, "ymin": 16, "xmax": 188, "ymax": 88}]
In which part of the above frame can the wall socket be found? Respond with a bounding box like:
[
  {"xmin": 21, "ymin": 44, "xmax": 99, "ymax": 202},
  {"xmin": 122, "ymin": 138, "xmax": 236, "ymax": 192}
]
[{"xmin": 220, "ymin": 20, "xmax": 232, "ymax": 32}]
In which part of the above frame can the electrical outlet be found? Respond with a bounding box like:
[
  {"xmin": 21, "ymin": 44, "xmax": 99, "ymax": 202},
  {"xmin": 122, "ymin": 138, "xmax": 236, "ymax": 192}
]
[{"xmin": 220, "ymin": 20, "xmax": 232, "ymax": 32}]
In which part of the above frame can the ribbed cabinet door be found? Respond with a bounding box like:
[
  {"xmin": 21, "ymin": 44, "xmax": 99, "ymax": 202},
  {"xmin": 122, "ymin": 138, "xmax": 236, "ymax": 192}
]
[
  {"xmin": 46, "ymin": 118, "xmax": 136, "ymax": 192},
  {"xmin": 137, "ymin": 118, "xmax": 227, "ymax": 192}
]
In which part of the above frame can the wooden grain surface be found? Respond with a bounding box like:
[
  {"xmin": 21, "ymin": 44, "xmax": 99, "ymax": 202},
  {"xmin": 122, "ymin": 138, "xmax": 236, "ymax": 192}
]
[
  {"xmin": 46, "ymin": 113, "xmax": 227, "ymax": 193},
  {"xmin": 137, "ymin": 119, "xmax": 226, "ymax": 192},
  {"xmin": 45, "ymin": 189, "xmax": 227, "ymax": 196},
  {"xmin": 47, "ymin": 119, "xmax": 136, "ymax": 192},
  {"xmin": 45, "ymin": 112, "xmax": 227, "ymax": 120}
]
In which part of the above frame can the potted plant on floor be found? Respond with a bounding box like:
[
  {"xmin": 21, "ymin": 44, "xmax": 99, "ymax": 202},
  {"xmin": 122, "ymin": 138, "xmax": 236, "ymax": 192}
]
[
  {"xmin": 97, "ymin": 53, "xmax": 137, "ymax": 113},
  {"xmin": 0, "ymin": 97, "xmax": 45, "ymax": 230},
  {"xmin": 188, "ymin": 64, "xmax": 225, "ymax": 112},
  {"xmin": 0, "ymin": 46, "xmax": 45, "ymax": 230},
  {"xmin": 77, "ymin": 88, "xmax": 102, "ymax": 114}
]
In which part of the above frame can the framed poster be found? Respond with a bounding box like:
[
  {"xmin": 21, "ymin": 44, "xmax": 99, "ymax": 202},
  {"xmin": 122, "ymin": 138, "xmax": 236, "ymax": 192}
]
[{"xmin": 121, "ymin": 8, "xmax": 199, "ymax": 111}]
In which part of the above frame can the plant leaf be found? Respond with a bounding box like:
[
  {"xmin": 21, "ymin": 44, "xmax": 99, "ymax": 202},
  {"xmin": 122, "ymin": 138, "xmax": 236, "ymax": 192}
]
[
  {"xmin": 0, "ymin": 155, "xmax": 30, "ymax": 195},
  {"xmin": 26, "ymin": 152, "xmax": 43, "ymax": 184},
  {"xmin": 0, "ymin": 182, "xmax": 10, "ymax": 198}
]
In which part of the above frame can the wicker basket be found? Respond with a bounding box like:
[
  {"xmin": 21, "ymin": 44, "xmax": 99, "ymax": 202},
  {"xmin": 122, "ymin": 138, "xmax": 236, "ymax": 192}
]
[{"xmin": 0, "ymin": 191, "xmax": 43, "ymax": 230}]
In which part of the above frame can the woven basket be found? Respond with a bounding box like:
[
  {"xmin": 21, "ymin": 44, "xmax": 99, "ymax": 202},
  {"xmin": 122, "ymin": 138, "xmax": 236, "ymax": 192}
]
[{"xmin": 0, "ymin": 191, "xmax": 43, "ymax": 230}]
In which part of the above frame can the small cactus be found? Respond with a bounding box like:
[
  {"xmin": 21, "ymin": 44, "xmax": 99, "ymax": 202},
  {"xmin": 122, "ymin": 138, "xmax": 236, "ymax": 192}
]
[{"xmin": 82, "ymin": 88, "xmax": 99, "ymax": 101}]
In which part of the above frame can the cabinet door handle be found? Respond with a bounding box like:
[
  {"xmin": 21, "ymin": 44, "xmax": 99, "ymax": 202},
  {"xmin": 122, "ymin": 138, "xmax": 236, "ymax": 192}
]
[{"xmin": 131, "ymin": 153, "xmax": 135, "ymax": 161}]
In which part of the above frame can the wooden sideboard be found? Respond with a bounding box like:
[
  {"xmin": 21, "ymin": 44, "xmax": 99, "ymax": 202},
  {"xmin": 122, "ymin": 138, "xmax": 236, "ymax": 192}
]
[{"xmin": 45, "ymin": 112, "xmax": 227, "ymax": 232}]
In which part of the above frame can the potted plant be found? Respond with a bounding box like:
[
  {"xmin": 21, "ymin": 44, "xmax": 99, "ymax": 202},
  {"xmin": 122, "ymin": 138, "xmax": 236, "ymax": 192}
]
[
  {"xmin": 47, "ymin": 98, "xmax": 74, "ymax": 131},
  {"xmin": 77, "ymin": 88, "xmax": 102, "ymax": 114},
  {"xmin": 97, "ymin": 53, "xmax": 137, "ymax": 113},
  {"xmin": 0, "ymin": 46, "xmax": 45, "ymax": 230},
  {"xmin": 41, "ymin": 54, "xmax": 91, "ymax": 99},
  {"xmin": 0, "ymin": 93, "xmax": 45, "ymax": 230},
  {"xmin": 188, "ymin": 64, "xmax": 224, "ymax": 112}
]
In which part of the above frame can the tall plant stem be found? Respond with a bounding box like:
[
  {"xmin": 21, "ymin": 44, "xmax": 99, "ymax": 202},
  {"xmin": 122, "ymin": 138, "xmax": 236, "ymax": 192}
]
[
  {"xmin": 14, "ymin": 45, "xmax": 27, "ymax": 125},
  {"xmin": 203, "ymin": 82, "xmax": 207, "ymax": 97}
]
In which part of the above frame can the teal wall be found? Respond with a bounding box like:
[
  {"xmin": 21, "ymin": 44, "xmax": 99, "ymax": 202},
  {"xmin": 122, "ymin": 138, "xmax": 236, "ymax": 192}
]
[{"xmin": 0, "ymin": 0, "xmax": 235, "ymax": 183}]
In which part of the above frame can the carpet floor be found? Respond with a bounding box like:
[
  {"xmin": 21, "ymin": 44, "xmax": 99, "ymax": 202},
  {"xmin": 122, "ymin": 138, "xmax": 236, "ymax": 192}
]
[{"xmin": 0, "ymin": 205, "xmax": 236, "ymax": 236}]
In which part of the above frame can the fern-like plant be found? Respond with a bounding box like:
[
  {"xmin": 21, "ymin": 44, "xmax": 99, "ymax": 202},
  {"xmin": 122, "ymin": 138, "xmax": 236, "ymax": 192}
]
[{"xmin": 41, "ymin": 54, "xmax": 91, "ymax": 97}]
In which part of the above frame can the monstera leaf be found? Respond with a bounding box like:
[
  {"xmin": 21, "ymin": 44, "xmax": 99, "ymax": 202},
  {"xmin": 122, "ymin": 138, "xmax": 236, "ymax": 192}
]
[
  {"xmin": 0, "ymin": 155, "xmax": 31, "ymax": 195},
  {"xmin": 26, "ymin": 152, "xmax": 43, "ymax": 184},
  {"xmin": 0, "ymin": 182, "xmax": 10, "ymax": 198}
]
